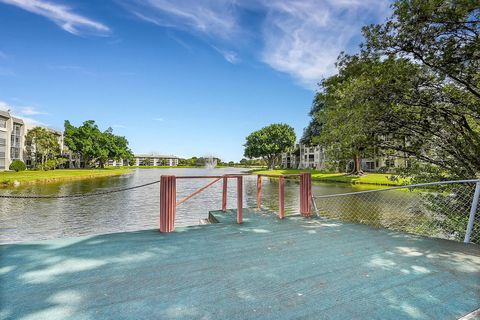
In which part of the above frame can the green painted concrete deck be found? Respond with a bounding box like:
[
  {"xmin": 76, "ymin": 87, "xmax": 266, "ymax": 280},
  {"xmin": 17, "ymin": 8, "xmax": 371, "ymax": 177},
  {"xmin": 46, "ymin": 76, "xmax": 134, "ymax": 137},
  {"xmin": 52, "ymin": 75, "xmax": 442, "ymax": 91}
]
[{"xmin": 1, "ymin": 209, "xmax": 479, "ymax": 320}]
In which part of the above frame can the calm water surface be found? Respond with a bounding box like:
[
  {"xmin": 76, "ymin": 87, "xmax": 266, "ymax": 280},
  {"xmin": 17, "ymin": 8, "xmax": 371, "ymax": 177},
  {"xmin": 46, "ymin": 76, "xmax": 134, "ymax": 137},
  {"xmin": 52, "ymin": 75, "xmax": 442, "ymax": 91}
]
[{"xmin": 0, "ymin": 168, "xmax": 410, "ymax": 243}]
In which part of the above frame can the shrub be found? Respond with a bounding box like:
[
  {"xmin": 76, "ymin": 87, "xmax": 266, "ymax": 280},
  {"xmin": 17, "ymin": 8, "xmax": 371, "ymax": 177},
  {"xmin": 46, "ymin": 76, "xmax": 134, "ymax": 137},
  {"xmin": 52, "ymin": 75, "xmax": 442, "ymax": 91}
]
[
  {"xmin": 9, "ymin": 160, "xmax": 26, "ymax": 172},
  {"xmin": 41, "ymin": 158, "xmax": 67, "ymax": 171}
]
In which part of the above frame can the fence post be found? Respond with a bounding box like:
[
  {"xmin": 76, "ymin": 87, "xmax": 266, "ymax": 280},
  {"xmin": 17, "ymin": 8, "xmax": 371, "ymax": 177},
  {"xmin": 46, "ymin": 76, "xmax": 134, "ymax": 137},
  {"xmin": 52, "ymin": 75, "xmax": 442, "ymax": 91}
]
[
  {"xmin": 300, "ymin": 173, "xmax": 312, "ymax": 216},
  {"xmin": 257, "ymin": 175, "xmax": 262, "ymax": 209},
  {"xmin": 237, "ymin": 176, "xmax": 243, "ymax": 224},
  {"xmin": 464, "ymin": 181, "xmax": 480, "ymax": 243},
  {"xmin": 160, "ymin": 175, "xmax": 176, "ymax": 233},
  {"xmin": 222, "ymin": 176, "xmax": 227, "ymax": 212},
  {"xmin": 279, "ymin": 176, "xmax": 285, "ymax": 219}
]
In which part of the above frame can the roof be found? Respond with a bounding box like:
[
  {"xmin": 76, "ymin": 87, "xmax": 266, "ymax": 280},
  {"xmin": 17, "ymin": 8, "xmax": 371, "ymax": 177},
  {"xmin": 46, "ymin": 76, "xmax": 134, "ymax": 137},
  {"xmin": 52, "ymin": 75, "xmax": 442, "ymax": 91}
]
[
  {"xmin": 0, "ymin": 110, "xmax": 11, "ymax": 118},
  {"xmin": 12, "ymin": 117, "xmax": 24, "ymax": 124}
]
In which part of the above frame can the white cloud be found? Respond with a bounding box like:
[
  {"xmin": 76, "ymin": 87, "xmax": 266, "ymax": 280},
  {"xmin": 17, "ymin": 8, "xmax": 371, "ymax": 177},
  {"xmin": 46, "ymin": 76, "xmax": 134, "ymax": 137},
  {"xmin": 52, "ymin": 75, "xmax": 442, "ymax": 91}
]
[
  {"xmin": 123, "ymin": 0, "xmax": 238, "ymax": 39},
  {"xmin": 212, "ymin": 46, "xmax": 238, "ymax": 64},
  {"xmin": 0, "ymin": 101, "xmax": 10, "ymax": 111},
  {"xmin": 259, "ymin": 0, "xmax": 390, "ymax": 88},
  {"xmin": 47, "ymin": 64, "xmax": 96, "ymax": 76},
  {"xmin": 19, "ymin": 106, "xmax": 46, "ymax": 115},
  {"xmin": 152, "ymin": 117, "xmax": 164, "ymax": 121},
  {"xmin": 122, "ymin": 0, "xmax": 390, "ymax": 89},
  {"xmin": 0, "ymin": 0, "xmax": 109, "ymax": 35},
  {"xmin": 0, "ymin": 100, "xmax": 48, "ymax": 127}
]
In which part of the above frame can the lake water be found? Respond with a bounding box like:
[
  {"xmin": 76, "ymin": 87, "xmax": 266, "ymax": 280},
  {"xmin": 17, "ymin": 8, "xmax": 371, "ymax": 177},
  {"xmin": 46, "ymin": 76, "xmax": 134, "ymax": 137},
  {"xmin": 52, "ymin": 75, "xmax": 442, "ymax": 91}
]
[{"xmin": 0, "ymin": 168, "xmax": 410, "ymax": 243}]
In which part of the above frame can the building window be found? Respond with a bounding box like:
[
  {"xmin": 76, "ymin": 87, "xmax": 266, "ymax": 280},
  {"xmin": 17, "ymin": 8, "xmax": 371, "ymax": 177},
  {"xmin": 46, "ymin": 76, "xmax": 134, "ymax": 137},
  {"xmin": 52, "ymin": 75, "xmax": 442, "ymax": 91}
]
[
  {"xmin": 10, "ymin": 124, "xmax": 22, "ymax": 160},
  {"xmin": 0, "ymin": 117, "xmax": 6, "ymax": 128},
  {"xmin": 0, "ymin": 131, "xmax": 6, "ymax": 168},
  {"xmin": 385, "ymin": 159, "xmax": 395, "ymax": 167},
  {"xmin": 365, "ymin": 161, "xmax": 375, "ymax": 170}
]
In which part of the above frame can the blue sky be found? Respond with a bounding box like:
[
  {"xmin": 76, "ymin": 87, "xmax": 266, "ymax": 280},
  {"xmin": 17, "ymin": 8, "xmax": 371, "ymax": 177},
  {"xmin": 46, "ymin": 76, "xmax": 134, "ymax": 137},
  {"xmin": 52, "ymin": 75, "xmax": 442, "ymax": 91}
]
[{"xmin": 0, "ymin": 0, "xmax": 391, "ymax": 161}]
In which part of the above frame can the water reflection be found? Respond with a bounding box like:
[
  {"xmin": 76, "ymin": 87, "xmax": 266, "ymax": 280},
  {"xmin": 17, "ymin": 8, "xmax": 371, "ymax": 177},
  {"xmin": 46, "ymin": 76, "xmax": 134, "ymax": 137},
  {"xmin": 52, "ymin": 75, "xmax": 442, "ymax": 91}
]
[{"xmin": 0, "ymin": 168, "xmax": 408, "ymax": 243}]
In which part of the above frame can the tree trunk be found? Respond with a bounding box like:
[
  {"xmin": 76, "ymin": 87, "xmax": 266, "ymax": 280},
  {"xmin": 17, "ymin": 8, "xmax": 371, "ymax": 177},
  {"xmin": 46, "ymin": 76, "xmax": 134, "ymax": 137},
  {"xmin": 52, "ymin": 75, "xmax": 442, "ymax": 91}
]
[
  {"xmin": 350, "ymin": 155, "xmax": 364, "ymax": 175},
  {"xmin": 264, "ymin": 156, "xmax": 274, "ymax": 170}
]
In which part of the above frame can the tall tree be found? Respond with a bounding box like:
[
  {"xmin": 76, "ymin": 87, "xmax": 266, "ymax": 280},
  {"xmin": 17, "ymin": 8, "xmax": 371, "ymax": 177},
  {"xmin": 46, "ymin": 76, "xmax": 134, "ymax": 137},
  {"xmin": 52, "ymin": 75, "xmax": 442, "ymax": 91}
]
[
  {"xmin": 362, "ymin": 0, "xmax": 480, "ymax": 100},
  {"xmin": 311, "ymin": 55, "xmax": 380, "ymax": 175},
  {"xmin": 301, "ymin": 96, "xmax": 325, "ymax": 145},
  {"xmin": 25, "ymin": 127, "xmax": 61, "ymax": 167},
  {"xmin": 361, "ymin": 0, "xmax": 480, "ymax": 179},
  {"xmin": 304, "ymin": 0, "xmax": 480, "ymax": 179},
  {"xmin": 244, "ymin": 123, "xmax": 296, "ymax": 169},
  {"xmin": 64, "ymin": 120, "xmax": 133, "ymax": 168}
]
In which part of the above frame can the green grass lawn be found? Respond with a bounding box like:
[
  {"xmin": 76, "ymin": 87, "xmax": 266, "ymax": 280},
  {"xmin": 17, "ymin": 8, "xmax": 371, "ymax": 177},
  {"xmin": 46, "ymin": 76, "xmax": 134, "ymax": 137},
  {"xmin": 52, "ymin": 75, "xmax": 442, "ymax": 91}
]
[
  {"xmin": 249, "ymin": 169, "xmax": 409, "ymax": 186},
  {"xmin": 0, "ymin": 168, "xmax": 132, "ymax": 187}
]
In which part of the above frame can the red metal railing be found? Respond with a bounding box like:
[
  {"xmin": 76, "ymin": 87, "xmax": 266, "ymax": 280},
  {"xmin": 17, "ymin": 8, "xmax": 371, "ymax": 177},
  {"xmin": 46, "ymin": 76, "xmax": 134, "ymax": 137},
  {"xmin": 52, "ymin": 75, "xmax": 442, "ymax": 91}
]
[{"xmin": 159, "ymin": 172, "xmax": 312, "ymax": 233}]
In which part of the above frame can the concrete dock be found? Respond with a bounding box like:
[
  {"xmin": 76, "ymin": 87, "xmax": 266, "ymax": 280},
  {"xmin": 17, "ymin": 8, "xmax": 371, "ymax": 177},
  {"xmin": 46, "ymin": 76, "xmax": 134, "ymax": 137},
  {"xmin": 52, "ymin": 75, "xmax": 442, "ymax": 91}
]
[{"xmin": 1, "ymin": 209, "xmax": 479, "ymax": 319}]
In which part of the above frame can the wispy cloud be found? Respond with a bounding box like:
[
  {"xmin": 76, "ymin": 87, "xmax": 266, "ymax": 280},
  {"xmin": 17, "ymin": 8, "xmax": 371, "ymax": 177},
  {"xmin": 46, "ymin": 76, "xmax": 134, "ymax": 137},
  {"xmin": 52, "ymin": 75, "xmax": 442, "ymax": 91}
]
[
  {"xmin": 0, "ymin": 100, "xmax": 48, "ymax": 126},
  {"xmin": 167, "ymin": 32, "xmax": 193, "ymax": 52},
  {"xmin": 212, "ymin": 46, "xmax": 239, "ymax": 64},
  {"xmin": 47, "ymin": 64, "xmax": 96, "ymax": 76},
  {"xmin": 0, "ymin": 0, "xmax": 109, "ymax": 35},
  {"xmin": 152, "ymin": 117, "xmax": 164, "ymax": 121},
  {"xmin": 0, "ymin": 67, "xmax": 15, "ymax": 76},
  {"xmin": 122, "ymin": 0, "xmax": 238, "ymax": 39},
  {"xmin": 0, "ymin": 101, "xmax": 10, "ymax": 111},
  {"xmin": 259, "ymin": 0, "xmax": 383, "ymax": 88},
  {"xmin": 122, "ymin": 0, "xmax": 390, "ymax": 89},
  {"xmin": 19, "ymin": 106, "xmax": 46, "ymax": 115}
]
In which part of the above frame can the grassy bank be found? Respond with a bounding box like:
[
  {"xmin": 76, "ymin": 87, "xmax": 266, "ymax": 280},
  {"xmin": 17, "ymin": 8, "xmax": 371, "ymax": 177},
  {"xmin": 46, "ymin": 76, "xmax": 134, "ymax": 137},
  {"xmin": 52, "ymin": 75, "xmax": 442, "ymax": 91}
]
[
  {"xmin": 249, "ymin": 169, "xmax": 409, "ymax": 186},
  {"xmin": 0, "ymin": 168, "xmax": 132, "ymax": 187}
]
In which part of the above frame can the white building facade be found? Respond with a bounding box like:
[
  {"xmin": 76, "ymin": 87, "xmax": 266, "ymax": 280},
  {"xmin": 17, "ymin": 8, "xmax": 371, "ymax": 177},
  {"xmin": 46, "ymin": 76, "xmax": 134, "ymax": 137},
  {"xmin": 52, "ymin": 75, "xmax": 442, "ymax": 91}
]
[
  {"xmin": 133, "ymin": 154, "xmax": 179, "ymax": 167},
  {"xmin": 0, "ymin": 110, "xmax": 25, "ymax": 170},
  {"xmin": 281, "ymin": 142, "xmax": 409, "ymax": 172},
  {"xmin": 281, "ymin": 143, "xmax": 327, "ymax": 170}
]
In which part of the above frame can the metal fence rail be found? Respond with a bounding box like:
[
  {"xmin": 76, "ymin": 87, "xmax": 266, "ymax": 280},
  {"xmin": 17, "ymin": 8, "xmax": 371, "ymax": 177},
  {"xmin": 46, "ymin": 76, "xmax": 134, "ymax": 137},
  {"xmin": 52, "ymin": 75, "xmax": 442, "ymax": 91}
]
[{"xmin": 312, "ymin": 179, "xmax": 480, "ymax": 244}]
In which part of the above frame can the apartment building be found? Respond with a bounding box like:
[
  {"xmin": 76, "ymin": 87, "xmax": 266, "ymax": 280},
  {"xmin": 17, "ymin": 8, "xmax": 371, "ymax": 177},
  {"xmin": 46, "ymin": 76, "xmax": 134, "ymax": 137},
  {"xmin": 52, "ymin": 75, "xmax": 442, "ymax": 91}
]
[
  {"xmin": 281, "ymin": 143, "xmax": 327, "ymax": 170},
  {"xmin": 133, "ymin": 154, "xmax": 179, "ymax": 167},
  {"xmin": 281, "ymin": 142, "xmax": 409, "ymax": 172},
  {"xmin": 0, "ymin": 110, "xmax": 25, "ymax": 170}
]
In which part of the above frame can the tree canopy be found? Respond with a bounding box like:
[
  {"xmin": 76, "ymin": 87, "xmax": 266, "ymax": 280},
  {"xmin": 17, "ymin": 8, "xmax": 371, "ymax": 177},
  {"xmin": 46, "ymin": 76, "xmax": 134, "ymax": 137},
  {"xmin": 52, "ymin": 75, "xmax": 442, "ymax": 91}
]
[
  {"xmin": 244, "ymin": 123, "xmax": 296, "ymax": 169},
  {"xmin": 303, "ymin": 0, "xmax": 480, "ymax": 180},
  {"xmin": 64, "ymin": 120, "xmax": 133, "ymax": 168},
  {"xmin": 25, "ymin": 127, "xmax": 62, "ymax": 169}
]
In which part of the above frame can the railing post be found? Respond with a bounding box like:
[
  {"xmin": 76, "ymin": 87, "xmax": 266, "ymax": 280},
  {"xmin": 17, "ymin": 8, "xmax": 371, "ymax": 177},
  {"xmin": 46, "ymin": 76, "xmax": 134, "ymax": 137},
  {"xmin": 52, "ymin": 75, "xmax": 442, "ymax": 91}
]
[
  {"xmin": 279, "ymin": 176, "xmax": 285, "ymax": 219},
  {"xmin": 300, "ymin": 172, "xmax": 312, "ymax": 217},
  {"xmin": 237, "ymin": 176, "xmax": 243, "ymax": 224},
  {"xmin": 160, "ymin": 175, "xmax": 176, "ymax": 233},
  {"xmin": 464, "ymin": 181, "xmax": 480, "ymax": 243},
  {"xmin": 257, "ymin": 175, "xmax": 262, "ymax": 209},
  {"xmin": 222, "ymin": 176, "xmax": 227, "ymax": 212}
]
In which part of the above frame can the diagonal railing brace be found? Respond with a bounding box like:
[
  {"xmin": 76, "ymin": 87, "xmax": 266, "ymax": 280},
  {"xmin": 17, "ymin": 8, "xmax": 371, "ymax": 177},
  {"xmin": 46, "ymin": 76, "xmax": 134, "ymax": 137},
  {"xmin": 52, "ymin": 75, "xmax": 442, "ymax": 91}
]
[{"xmin": 176, "ymin": 177, "xmax": 222, "ymax": 207}]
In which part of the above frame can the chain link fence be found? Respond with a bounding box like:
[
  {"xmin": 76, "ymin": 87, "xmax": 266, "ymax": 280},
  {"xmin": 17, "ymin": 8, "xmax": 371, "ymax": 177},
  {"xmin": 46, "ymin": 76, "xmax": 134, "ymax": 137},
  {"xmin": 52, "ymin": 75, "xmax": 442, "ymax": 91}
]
[{"xmin": 312, "ymin": 180, "xmax": 480, "ymax": 244}]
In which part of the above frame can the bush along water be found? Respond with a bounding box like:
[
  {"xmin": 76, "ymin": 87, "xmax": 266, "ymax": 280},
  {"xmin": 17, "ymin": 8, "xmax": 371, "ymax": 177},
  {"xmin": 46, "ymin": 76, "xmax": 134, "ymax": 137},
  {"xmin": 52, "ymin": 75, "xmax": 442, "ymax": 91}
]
[{"xmin": 9, "ymin": 160, "xmax": 26, "ymax": 172}]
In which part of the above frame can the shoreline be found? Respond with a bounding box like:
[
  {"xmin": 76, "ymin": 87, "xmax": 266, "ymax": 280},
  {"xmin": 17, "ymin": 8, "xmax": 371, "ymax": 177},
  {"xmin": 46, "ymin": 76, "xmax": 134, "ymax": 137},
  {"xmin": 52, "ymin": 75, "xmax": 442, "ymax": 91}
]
[
  {"xmin": 0, "ymin": 167, "xmax": 407, "ymax": 188},
  {"xmin": 0, "ymin": 168, "xmax": 133, "ymax": 188},
  {"xmin": 248, "ymin": 169, "xmax": 408, "ymax": 186}
]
